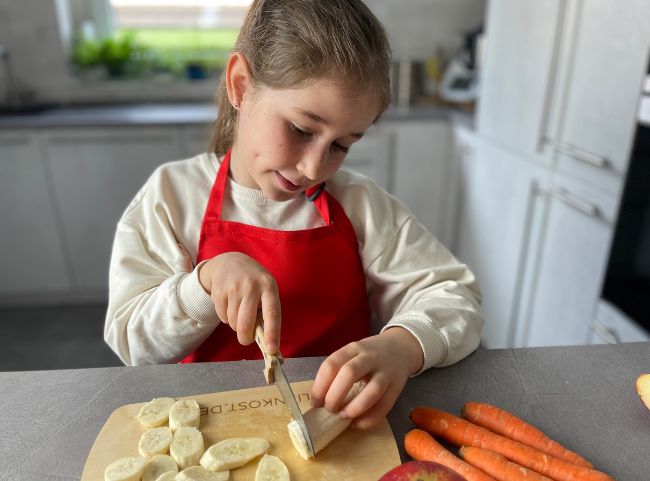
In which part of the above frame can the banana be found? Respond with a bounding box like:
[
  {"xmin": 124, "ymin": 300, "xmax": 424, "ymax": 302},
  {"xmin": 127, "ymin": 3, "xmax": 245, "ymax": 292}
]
[
  {"xmin": 154, "ymin": 472, "xmax": 179, "ymax": 481},
  {"xmin": 200, "ymin": 437, "xmax": 270, "ymax": 472},
  {"xmin": 255, "ymin": 454, "xmax": 290, "ymax": 481},
  {"xmin": 138, "ymin": 426, "xmax": 173, "ymax": 457},
  {"xmin": 104, "ymin": 456, "xmax": 148, "ymax": 481},
  {"xmin": 177, "ymin": 466, "xmax": 230, "ymax": 481},
  {"xmin": 141, "ymin": 454, "xmax": 178, "ymax": 481},
  {"xmin": 169, "ymin": 399, "xmax": 201, "ymax": 432},
  {"xmin": 170, "ymin": 426, "xmax": 205, "ymax": 469},
  {"xmin": 136, "ymin": 397, "xmax": 176, "ymax": 428}
]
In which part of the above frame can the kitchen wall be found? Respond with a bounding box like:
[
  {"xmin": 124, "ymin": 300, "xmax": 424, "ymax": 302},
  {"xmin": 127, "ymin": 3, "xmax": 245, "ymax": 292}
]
[{"xmin": 0, "ymin": 0, "xmax": 485, "ymax": 106}]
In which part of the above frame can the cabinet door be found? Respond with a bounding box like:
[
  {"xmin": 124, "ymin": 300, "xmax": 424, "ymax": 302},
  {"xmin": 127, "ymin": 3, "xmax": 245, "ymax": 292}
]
[
  {"xmin": 344, "ymin": 123, "xmax": 392, "ymax": 192},
  {"xmin": 179, "ymin": 124, "xmax": 213, "ymax": 158},
  {"xmin": 391, "ymin": 121, "xmax": 453, "ymax": 245},
  {"xmin": 552, "ymin": 0, "xmax": 650, "ymax": 194},
  {"xmin": 0, "ymin": 131, "xmax": 72, "ymax": 298},
  {"xmin": 477, "ymin": 0, "xmax": 565, "ymax": 159},
  {"xmin": 456, "ymin": 138, "xmax": 548, "ymax": 348},
  {"xmin": 45, "ymin": 127, "xmax": 182, "ymax": 295},
  {"xmin": 519, "ymin": 175, "xmax": 619, "ymax": 347}
]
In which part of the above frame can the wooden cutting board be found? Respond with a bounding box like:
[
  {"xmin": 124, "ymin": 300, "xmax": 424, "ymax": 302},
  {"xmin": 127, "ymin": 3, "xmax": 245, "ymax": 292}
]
[{"xmin": 81, "ymin": 380, "xmax": 401, "ymax": 481}]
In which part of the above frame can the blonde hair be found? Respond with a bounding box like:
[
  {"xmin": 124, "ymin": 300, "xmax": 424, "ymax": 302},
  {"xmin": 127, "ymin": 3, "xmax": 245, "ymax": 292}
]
[{"xmin": 210, "ymin": 0, "xmax": 392, "ymax": 155}]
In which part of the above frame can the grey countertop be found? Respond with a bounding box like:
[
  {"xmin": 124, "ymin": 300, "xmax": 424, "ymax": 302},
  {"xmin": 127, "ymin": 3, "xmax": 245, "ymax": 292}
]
[
  {"xmin": 2, "ymin": 342, "xmax": 647, "ymax": 481},
  {"xmin": 0, "ymin": 102, "xmax": 472, "ymax": 129}
]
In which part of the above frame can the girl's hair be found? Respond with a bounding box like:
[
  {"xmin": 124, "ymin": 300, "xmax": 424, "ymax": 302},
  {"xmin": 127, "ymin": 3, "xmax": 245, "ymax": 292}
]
[{"xmin": 210, "ymin": 0, "xmax": 392, "ymax": 155}]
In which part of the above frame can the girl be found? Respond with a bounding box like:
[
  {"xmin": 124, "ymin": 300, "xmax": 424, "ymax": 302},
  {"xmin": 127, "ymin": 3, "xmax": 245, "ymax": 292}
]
[{"xmin": 104, "ymin": 0, "xmax": 482, "ymax": 430}]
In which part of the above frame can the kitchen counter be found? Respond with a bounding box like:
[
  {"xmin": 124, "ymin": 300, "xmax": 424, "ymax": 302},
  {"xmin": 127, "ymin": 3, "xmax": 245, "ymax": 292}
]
[
  {"xmin": 0, "ymin": 102, "xmax": 471, "ymax": 129},
  {"xmin": 2, "ymin": 342, "xmax": 647, "ymax": 480}
]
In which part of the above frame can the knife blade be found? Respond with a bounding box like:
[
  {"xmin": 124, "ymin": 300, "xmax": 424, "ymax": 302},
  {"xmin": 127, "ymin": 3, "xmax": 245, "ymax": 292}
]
[{"xmin": 254, "ymin": 324, "xmax": 316, "ymax": 458}]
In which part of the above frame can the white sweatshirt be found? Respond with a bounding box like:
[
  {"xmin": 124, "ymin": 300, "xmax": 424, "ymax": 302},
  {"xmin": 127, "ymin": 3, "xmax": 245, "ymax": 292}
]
[{"xmin": 104, "ymin": 152, "xmax": 483, "ymax": 372}]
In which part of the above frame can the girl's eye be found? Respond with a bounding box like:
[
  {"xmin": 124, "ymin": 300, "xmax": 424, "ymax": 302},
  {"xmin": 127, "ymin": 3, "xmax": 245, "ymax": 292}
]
[
  {"xmin": 290, "ymin": 123, "xmax": 349, "ymax": 153},
  {"xmin": 290, "ymin": 123, "xmax": 312, "ymax": 139}
]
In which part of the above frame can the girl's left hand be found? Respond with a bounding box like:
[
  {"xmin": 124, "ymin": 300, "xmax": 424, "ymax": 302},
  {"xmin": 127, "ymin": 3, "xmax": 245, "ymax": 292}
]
[{"xmin": 310, "ymin": 327, "xmax": 424, "ymax": 430}]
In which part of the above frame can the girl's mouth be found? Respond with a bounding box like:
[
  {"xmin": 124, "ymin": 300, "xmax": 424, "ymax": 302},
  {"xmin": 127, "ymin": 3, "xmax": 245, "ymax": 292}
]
[{"xmin": 275, "ymin": 171, "xmax": 303, "ymax": 192}]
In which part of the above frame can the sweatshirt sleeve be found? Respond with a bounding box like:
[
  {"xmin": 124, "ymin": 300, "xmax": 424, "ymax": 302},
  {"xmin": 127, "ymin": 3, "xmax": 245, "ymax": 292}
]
[
  {"xmin": 331, "ymin": 169, "xmax": 483, "ymax": 373},
  {"xmin": 104, "ymin": 170, "xmax": 219, "ymax": 366}
]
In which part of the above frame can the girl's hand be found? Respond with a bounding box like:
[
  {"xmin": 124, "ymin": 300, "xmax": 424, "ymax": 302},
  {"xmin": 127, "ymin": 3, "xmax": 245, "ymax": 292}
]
[
  {"xmin": 310, "ymin": 327, "xmax": 424, "ymax": 430},
  {"xmin": 198, "ymin": 252, "xmax": 281, "ymax": 354}
]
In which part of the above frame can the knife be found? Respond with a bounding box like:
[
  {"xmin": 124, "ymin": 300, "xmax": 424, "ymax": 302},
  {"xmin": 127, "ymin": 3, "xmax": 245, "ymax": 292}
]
[{"xmin": 254, "ymin": 324, "xmax": 316, "ymax": 458}]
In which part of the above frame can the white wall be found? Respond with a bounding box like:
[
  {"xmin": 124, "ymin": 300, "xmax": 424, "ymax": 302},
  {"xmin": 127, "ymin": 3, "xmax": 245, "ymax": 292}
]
[{"xmin": 0, "ymin": 0, "xmax": 485, "ymax": 106}]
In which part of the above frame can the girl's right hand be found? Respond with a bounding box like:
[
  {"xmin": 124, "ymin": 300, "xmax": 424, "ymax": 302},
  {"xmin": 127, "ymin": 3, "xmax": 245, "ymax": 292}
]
[{"xmin": 198, "ymin": 252, "xmax": 281, "ymax": 354}]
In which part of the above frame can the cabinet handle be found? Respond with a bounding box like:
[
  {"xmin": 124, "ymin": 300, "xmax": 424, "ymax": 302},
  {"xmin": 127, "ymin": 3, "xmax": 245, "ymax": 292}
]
[
  {"xmin": 545, "ymin": 139, "xmax": 609, "ymax": 169},
  {"xmin": 544, "ymin": 187, "xmax": 600, "ymax": 218},
  {"xmin": 590, "ymin": 319, "xmax": 620, "ymax": 344}
]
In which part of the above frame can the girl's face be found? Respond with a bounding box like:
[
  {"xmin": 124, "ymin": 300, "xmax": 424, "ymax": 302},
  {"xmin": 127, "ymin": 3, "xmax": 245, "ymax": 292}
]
[{"xmin": 230, "ymin": 75, "xmax": 381, "ymax": 202}]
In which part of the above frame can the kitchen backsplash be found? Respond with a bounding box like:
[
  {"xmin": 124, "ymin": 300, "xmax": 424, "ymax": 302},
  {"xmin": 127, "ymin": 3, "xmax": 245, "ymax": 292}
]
[{"xmin": 0, "ymin": 0, "xmax": 485, "ymax": 105}]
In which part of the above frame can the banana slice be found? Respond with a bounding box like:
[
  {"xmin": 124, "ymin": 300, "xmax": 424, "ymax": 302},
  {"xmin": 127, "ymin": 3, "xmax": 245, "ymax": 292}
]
[
  {"xmin": 171, "ymin": 426, "xmax": 205, "ymax": 469},
  {"xmin": 255, "ymin": 454, "xmax": 290, "ymax": 481},
  {"xmin": 141, "ymin": 454, "xmax": 178, "ymax": 481},
  {"xmin": 138, "ymin": 426, "xmax": 173, "ymax": 457},
  {"xmin": 169, "ymin": 399, "xmax": 201, "ymax": 432},
  {"xmin": 155, "ymin": 472, "xmax": 179, "ymax": 481},
  {"xmin": 136, "ymin": 397, "xmax": 176, "ymax": 428},
  {"xmin": 200, "ymin": 437, "xmax": 270, "ymax": 471},
  {"xmin": 177, "ymin": 466, "xmax": 230, "ymax": 481},
  {"xmin": 104, "ymin": 456, "xmax": 148, "ymax": 481}
]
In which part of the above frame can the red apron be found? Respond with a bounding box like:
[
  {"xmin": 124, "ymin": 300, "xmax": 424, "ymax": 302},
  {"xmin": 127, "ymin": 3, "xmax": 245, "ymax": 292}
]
[{"xmin": 181, "ymin": 150, "xmax": 371, "ymax": 362}]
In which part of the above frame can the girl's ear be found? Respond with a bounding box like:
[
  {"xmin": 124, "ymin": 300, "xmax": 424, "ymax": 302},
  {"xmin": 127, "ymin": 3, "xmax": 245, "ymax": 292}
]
[{"xmin": 226, "ymin": 52, "xmax": 253, "ymax": 110}]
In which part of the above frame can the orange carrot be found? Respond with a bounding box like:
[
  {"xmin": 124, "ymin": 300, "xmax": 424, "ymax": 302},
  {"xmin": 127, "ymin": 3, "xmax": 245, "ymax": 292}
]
[
  {"xmin": 405, "ymin": 429, "xmax": 499, "ymax": 481},
  {"xmin": 410, "ymin": 407, "xmax": 614, "ymax": 481},
  {"xmin": 462, "ymin": 402, "xmax": 592, "ymax": 468},
  {"xmin": 460, "ymin": 446, "xmax": 555, "ymax": 481}
]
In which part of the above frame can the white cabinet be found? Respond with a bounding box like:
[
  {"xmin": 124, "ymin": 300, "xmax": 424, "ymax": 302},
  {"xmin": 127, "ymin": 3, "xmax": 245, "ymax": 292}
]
[
  {"xmin": 548, "ymin": 0, "xmax": 650, "ymax": 194},
  {"xmin": 589, "ymin": 300, "xmax": 650, "ymax": 344},
  {"xmin": 514, "ymin": 174, "xmax": 619, "ymax": 347},
  {"xmin": 477, "ymin": 0, "xmax": 564, "ymax": 159},
  {"xmin": 44, "ymin": 127, "xmax": 182, "ymax": 296},
  {"xmin": 345, "ymin": 123, "xmax": 393, "ymax": 192},
  {"xmin": 390, "ymin": 121, "xmax": 453, "ymax": 246},
  {"xmin": 0, "ymin": 131, "xmax": 73, "ymax": 299},
  {"xmin": 456, "ymin": 137, "xmax": 550, "ymax": 348}
]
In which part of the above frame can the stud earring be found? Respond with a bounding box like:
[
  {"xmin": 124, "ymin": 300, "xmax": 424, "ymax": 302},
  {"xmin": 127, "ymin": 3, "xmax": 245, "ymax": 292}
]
[{"xmin": 233, "ymin": 101, "xmax": 240, "ymax": 110}]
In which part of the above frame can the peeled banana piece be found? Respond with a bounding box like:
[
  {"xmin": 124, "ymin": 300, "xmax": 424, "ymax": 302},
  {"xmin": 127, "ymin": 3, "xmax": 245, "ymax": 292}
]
[
  {"xmin": 171, "ymin": 426, "xmax": 205, "ymax": 469},
  {"xmin": 177, "ymin": 466, "xmax": 230, "ymax": 481},
  {"xmin": 255, "ymin": 454, "xmax": 290, "ymax": 481},
  {"xmin": 136, "ymin": 397, "xmax": 176, "ymax": 428},
  {"xmin": 155, "ymin": 472, "xmax": 179, "ymax": 481},
  {"xmin": 200, "ymin": 437, "xmax": 270, "ymax": 471},
  {"xmin": 169, "ymin": 399, "xmax": 201, "ymax": 432},
  {"xmin": 138, "ymin": 426, "xmax": 173, "ymax": 457},
  {"xmin": 104, "ymin": 456, "xmax": 148, "ymax": 481},
  {"xmin": 141, "ymin": 454, "xmax": 177, "ymax": 481}
]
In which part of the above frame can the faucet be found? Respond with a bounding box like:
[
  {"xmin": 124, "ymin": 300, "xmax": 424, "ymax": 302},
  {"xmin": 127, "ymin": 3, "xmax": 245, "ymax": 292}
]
[{"xmin": 0, "ymin": 45, "xmax": 35, "ymax": 111}]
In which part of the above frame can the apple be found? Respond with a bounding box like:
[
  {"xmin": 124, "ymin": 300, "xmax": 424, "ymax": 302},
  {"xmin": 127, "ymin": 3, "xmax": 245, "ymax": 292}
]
[
  {"xmin": 637, "ymin": 373, "xmax": 650, "ymax": 410},
  {"xmin": 378, "ymin": 461, "xmax": 468, "ymax": 481}
]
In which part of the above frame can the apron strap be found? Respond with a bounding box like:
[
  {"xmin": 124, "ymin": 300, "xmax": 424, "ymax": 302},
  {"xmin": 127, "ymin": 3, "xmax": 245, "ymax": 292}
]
[{"xmin": 305, "ymin": 182, "xmax": 331, "ymax": 224}]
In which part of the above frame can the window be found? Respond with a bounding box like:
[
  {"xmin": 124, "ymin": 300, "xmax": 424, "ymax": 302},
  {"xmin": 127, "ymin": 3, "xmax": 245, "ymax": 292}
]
[{"xmin": 69, "ymin": 0, "xmax": 251, "ymax": 80}]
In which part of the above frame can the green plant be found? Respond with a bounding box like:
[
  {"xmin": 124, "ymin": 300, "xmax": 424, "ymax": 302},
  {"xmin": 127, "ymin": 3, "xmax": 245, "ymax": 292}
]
[{"xmin": 72, "ymin": 33, "xmax": 150, "ymax": 78}]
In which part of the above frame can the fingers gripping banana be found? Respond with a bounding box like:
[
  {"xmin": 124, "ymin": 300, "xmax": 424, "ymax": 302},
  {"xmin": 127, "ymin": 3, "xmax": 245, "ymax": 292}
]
[
  {"xmin": 177, "ymin": 466, "xmax": 230, "ymax": 481},
  {"xmin": 141, "ymin": 454, "xmax": 177, "ymax": 481},
  {"xmin": 138, "ymin": 426, "xmax": 173, "ymax": 457},
  {"xmin": 169, "ymin": 399, "xmax": 201, "ymax": 432},
  {"xmin": 255, "ymin": 454, "xmax": 290, "ymax": 481},
  {"xmin": 200, "ymin": 437, "xmax": 270, "ymax": 471},
  {"xmin": 136, "ymin": 397, "xmax": 176, "ymax": 428},
  {"xmin": 104, "ymin": 456, "xmax": 148, "ymax": 481},
  {"xmin": 171, "ymin": 426, "xmax": 205, "ymax": 469}
]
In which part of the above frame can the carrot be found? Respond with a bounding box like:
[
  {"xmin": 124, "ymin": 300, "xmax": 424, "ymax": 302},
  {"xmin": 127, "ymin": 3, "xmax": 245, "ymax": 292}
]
[
  {"xmin": 459, "ymin": 446, "xmax": 555, "ymax": 481},
  {"xmin": 462, "ymin": 402, "xmax": 592, "ymax": 468},
  {"xmin": 405, "ymin": 429, "xmax": 499, "ymax": 481},
  {"xmin": 410, "ymin": 407, "xmax": 614, "ymax": 481}
]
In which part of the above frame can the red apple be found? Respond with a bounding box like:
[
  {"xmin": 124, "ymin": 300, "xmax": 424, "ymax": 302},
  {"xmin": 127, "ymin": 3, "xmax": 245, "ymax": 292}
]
[{"xmin": 378, "ymin": 461, "xmax": 468, "ymax": 481}]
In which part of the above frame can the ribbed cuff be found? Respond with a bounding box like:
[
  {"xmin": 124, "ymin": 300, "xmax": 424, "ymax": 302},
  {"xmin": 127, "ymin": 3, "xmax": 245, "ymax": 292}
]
[
  {"xmin": 177, "ymin": 261, "xmax": 219, "ymax": 325},
  {"xmin": 381, "ymin": 315, "xmax": 448, "ymax": 375}
]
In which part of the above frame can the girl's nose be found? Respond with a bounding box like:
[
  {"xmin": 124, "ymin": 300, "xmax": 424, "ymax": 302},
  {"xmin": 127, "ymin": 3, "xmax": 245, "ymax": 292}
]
[{"xmin": 297, "ymin": 146, "xmax": 328, "ymax": 181}]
